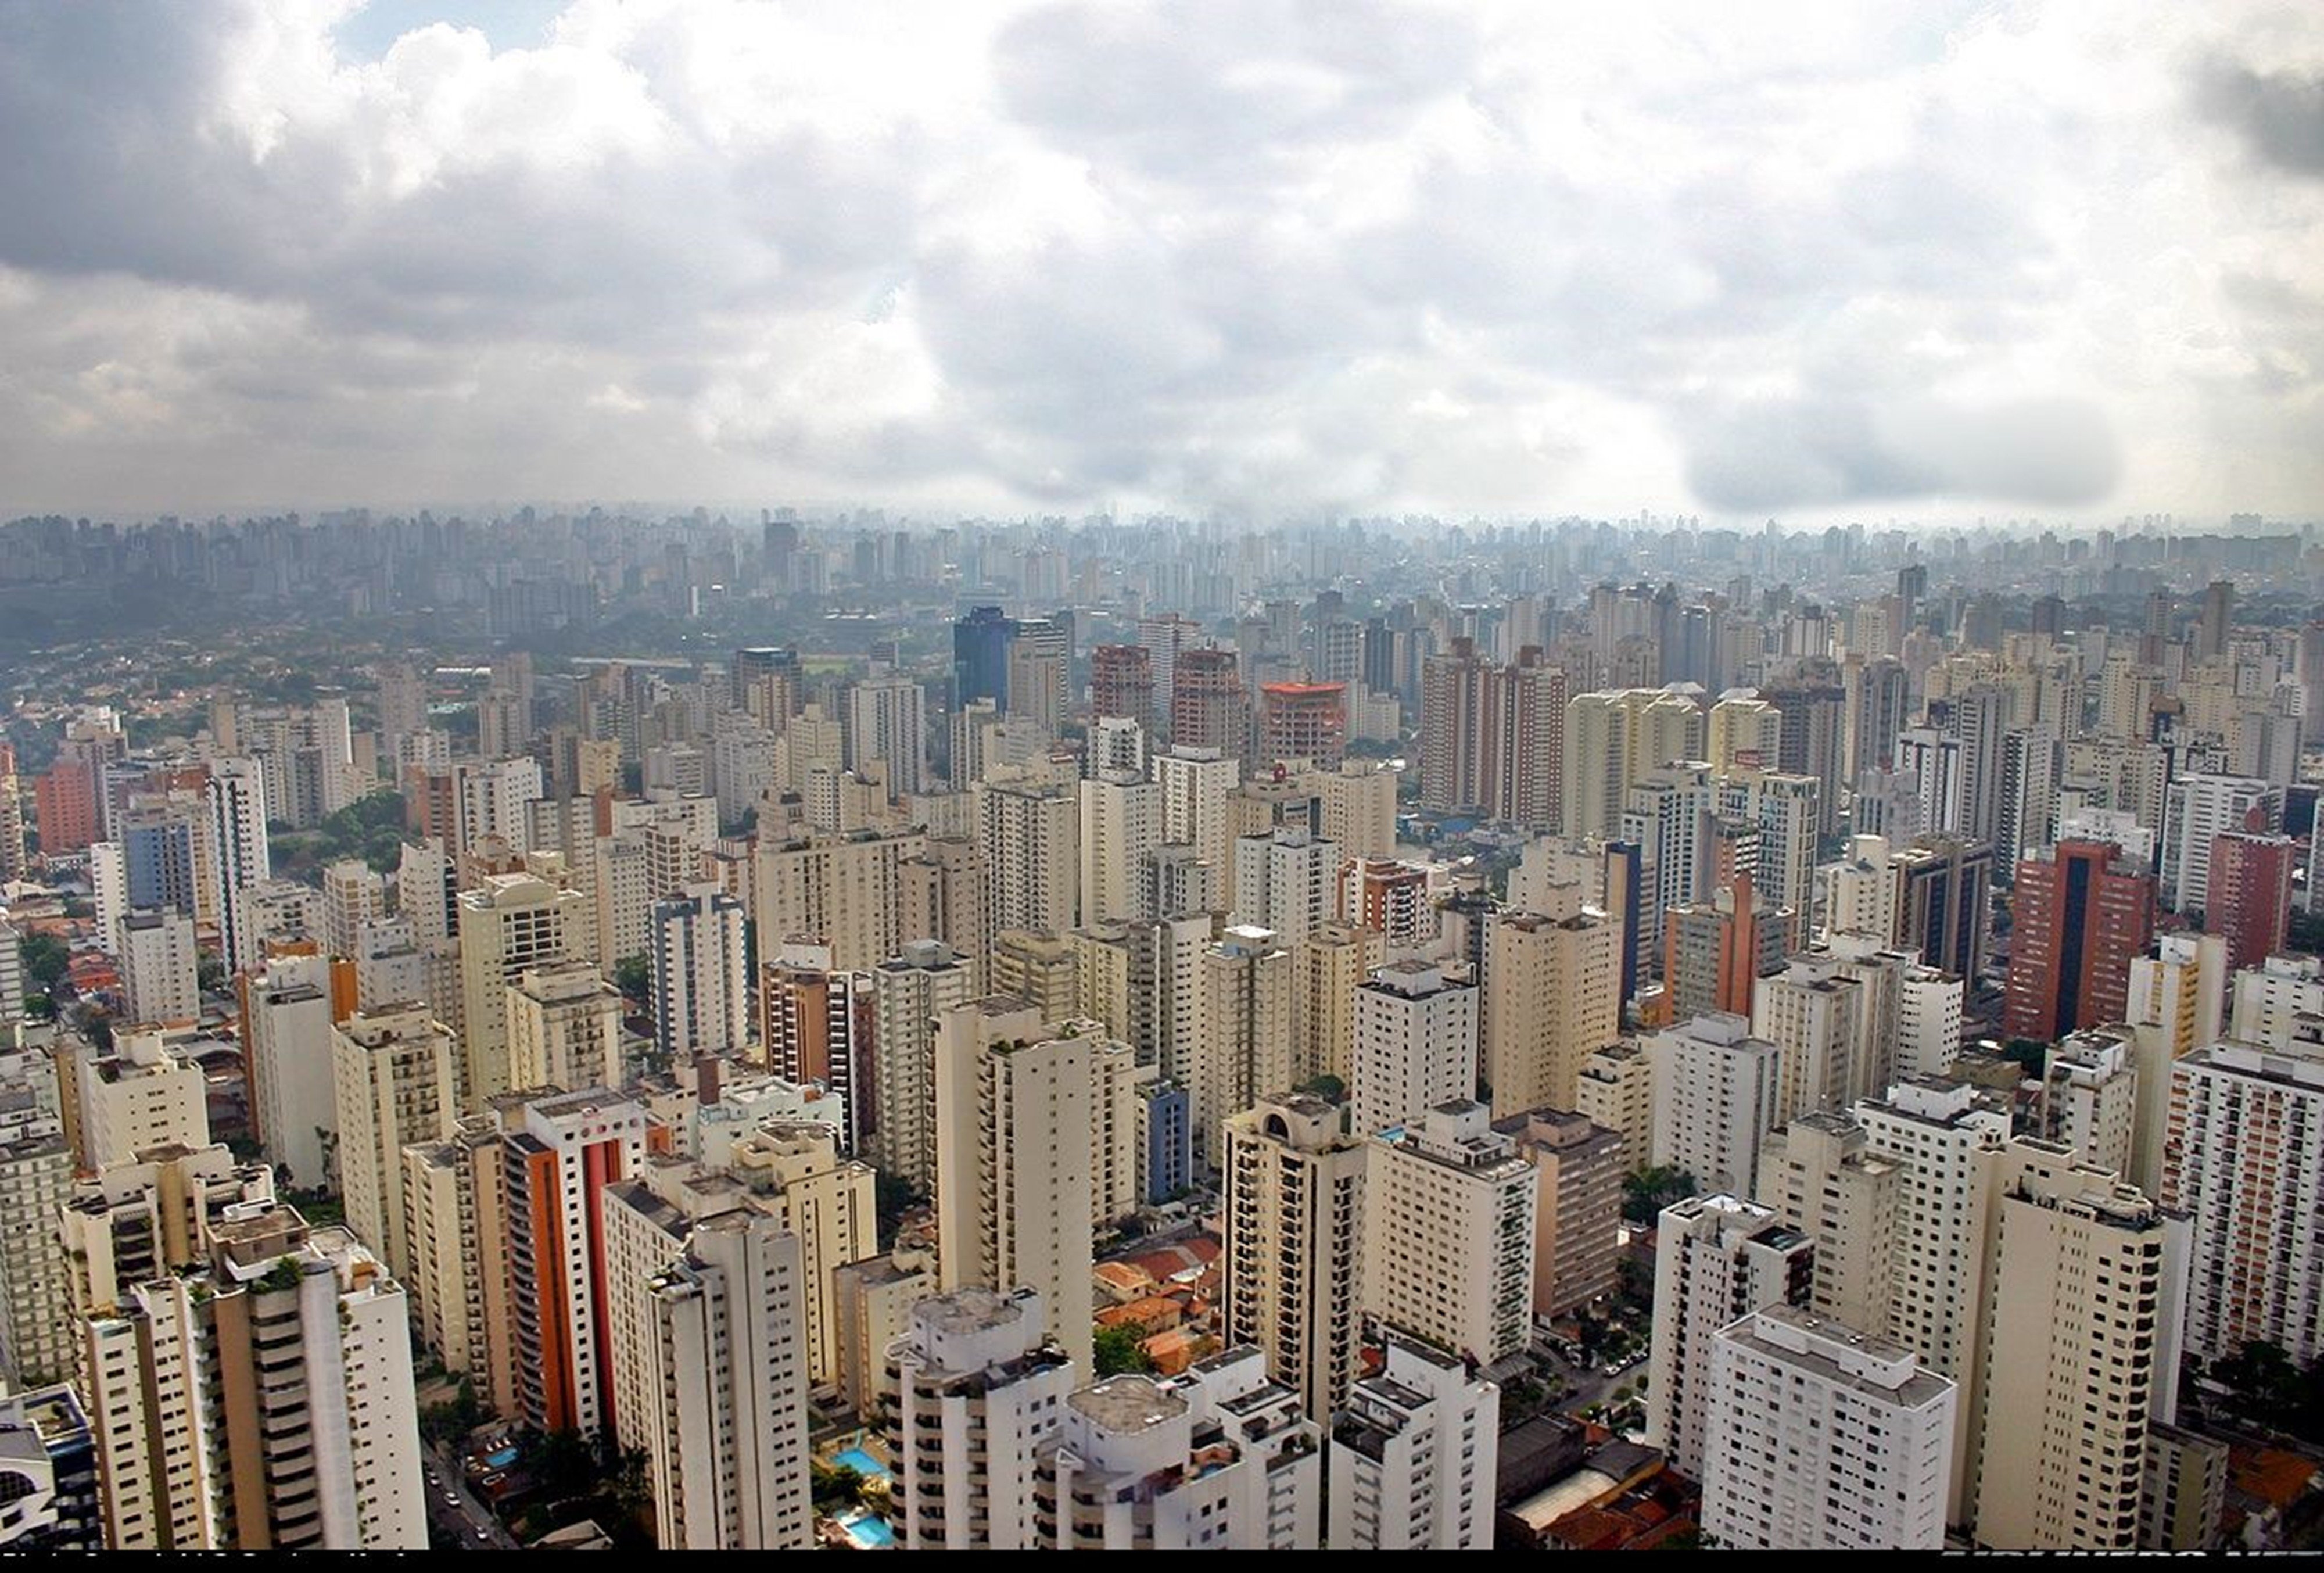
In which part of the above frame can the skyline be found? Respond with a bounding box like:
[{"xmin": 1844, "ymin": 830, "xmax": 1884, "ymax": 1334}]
[{"xmin": 1, "ymin": 0, "xmax": 2319, "ymax": 523}]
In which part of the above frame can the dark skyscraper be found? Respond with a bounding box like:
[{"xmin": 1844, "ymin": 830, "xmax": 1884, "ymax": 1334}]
[{"xmin": 953, "ymin": 605, "xmax": 1017, "ymax": 712}]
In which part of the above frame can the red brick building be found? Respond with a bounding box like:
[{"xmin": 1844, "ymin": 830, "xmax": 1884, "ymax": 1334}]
[
  {"xmin": 2206, "ymin": 819, "xmax": 2297, "ymax": 972},
  {"xmin": 2004, "ymin": 840, "xmax": 2157, "ymax": 1043}
]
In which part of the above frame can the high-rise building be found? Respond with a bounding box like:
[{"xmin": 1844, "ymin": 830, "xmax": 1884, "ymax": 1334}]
[
  {"xmin": 1753, "ymin": 1112, "xmax": 1898, "ymax": 1335},
  {"xmin": 1170, "ymin": 648, "xmax": 1248, "ymax": 758},
  {"xmin": 2165, "ymin": 1041, "xmax": 2324, "ymax": 1366},
  {"xmin": 1256, "ymin": 681, "xmax": 1347, "ymax": 768},
  {"xmin": 2004, "ymin": 840, "xmax": 2157, "ymax": 1043},
  {"xmin": 755, "ymin": 827, "xmax": 928, "ymax": 974},
  {"xmin": 845, "ymin": 674, "xmax": 926, "ymax": 800},
  {"xmin": 758, "ymin": 942, "xmax": 872, "ymax": 1153},
  {"xmin": 1006, "ymin": 618, "xmax": 1070, "ymax": 737},
  {"xmin": 75, "ymin": 1026, "xmax": 207, "ymax": 1171},
  {"xmin": 1193, "ymin": 926, "xmax": 1294, "ymax": 1165},
  {"xmin": 119, "ymin": 907, "xmax": 199, "ymax": 1025},
  {"xmin": 504, "ymin": 959, "xmax": 624, "ymax": 1092},
  {"xmin": 933, "ymin": 1001, "xmax": 1098, "ymax": 1378},
  {"xmin": 1964, "ymin": 1141, "xmax": 2189, "ymax": 1551},
  {"xmin": 0, "ymin": 1103, "xmax": 73, "ymax": 1390},
  {"xmin": 1293, "ymin": 920, "xmax": 1380, "ymax": 1088},
  {"xmin": 2038, "ymin": 1026, "xmax": 2138, "ymax": 1178},
  {"xmin": 504, "ymin": 1088, "xmax": 648, "ymax": 1441},
  {"xmin": 1091, "ymin": 643, "xmax": 1156, "ymax": 734},
  {"xmin": 885, "ymin": 1286, "xmax": 1074, "ymax": 1551},
  {"xmin": 455, "ymin": 870, "xmax": 588, "ymax": 1107},
  {"xmin": 1701, "ymin": 1305, "xmax": 1954, "ymax": 1551},
  {"xmin": 1361, "ymin": 1100, "xmax": 1535, "ymax": 1367},
  {"xmin": 1154, "ymin": 745, "xmax": 1240, "ymax": 882},
  {"xmin": 2205, "ymin": 816, "xmax": 2297, "ymax": 971},
  {"xmin": 79, "ymin": 1205, "xmax": 426, "ymax": 1550},
  {"xmin": 1079, "ymin": 771, "xmax": 1160, "ymax": 925},
  {"xmin": 1350, "ymin": 960, "xmax": 1478, "ymax": 1140},
  {"xmin": 639, "ymin": 1205, "xmax": 813, "ymax": 1550},
  {"xmin": 205, "ymin": 757, "xmax": 272, "ymax": 974},
  {"xmin": 1035, "ymin": 1353, "xmax": 1324, "ymax": 1550},
  {"xmin": 331, "ymin": 1002, "xmax": 456, "ymax": 1285},
  {"xmin": 1752, "ymin": 951, "xmax": 1868, "ymax": 1124},
  {"xmin": 652, "ymin": 882, "xmax": 749, "ymax": 1063},
  {"xmin": 977, "ymin": 774, "xmax": 1079, "ymax": 936},
  {"xmin": 953, "ymin": 605, "xmax": 1017, "ymax": 712},
  {"xmin": 401, "ymin": 1117, "xmax": 517, "ymax": 1417},
  {"xmin": 1220, "ymin": 1091, "xmax": 1367, "ymax": 1425},
  {"xmin": 867, "ymin": 939, "xmax": 974, "ymax": 1191},
  {"xmin": 239, "ymin": 948, "xmax": 340, "ymax": 1192},
  {"xmin": 1327, "ymin": 1335, "xmax": 1500, "ymax": 1550},
  {"xmin": 1493, "ymin": 1106, "xmax": 1623, "ymax": 1318},
  {"xmin": 1644, "ymin": 1193, "xmax": 1814, "ymax": 1476},
  {"xmin": 1646, "ymin": 1011, "xmax": 1781, "ymax": 1196},
  {"xmin": 1893, "ymin": 835, "xmax": 1992, "ymax": 982},
  {"xmin": 1481, "ymin": 908, "xmax": 1622, "ymax": 1116},
  {"xmin": 2160, "ymin": 773, "xmax": 2278, "ymax": 915}
]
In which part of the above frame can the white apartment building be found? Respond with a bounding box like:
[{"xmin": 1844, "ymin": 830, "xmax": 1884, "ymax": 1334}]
[
  {"xmin": 79, "ymin": 1206, "xmax": 425, "ymax": 1550},
  {"xmin": 119, "ymin": 908, "xmax": 199, "ymax": 1026},
  {"xmin": 1193, "ymin": 925, "xmax": 1294, "ymax": 1166},
  {"xmin": 2165, "ymin": 1041, "xmax": 2324, "ymax": 1365},
  {"xmin": 1326, "ymin": 1334, "xmax": 1500, "ymax": 1550},
  {"xmin": 2160, "ymin": 773, "xmax": 2279, "ymax": 914},
  {"xmin": 886, "ymin": 1287, "xmax": 1075, "ymax": 1553},
  {"xmin": 1079, "ymin": 771, "xmax": 1161, "ymax": 925},
  {"xmin": 1035, "ymin": 1353, "xmax": 1324, "ymax": 1549},
  {"xmin": 1361, "ymin": 1100, "xmax": 1536, "ymax": 1367},
  {"xmin": 976, "ymin": 775, "xmax": 1079, "ymax": 937},
  {"xmin": 1646, "ymin": 1011, "xmax": 1782, "ymax": 1196},
  {"xmin": 1702, "ymin": 1305, "xmax": 1955, "ymax": 1550},
  {"xmin": 651, "ymin": 882, "xmax": 749, "ymax": 1063},
  {"xmin": 1644, "ymin": 1192, "xmax": 1814, "ymax": 1477},
  {"xmin": 1232, "ymin": 828, "xmax": 1337, "ymax": 948},
  {"xmin": 643, "ymin": 1209, "xmax": 813, "ymax": 1549},
  {"xmin": 867, "ymin": 939, "xmax": 973, "ymax": 1192},
  {"xmin": 1221, "ymin": 1091, "xmax": 1367, "ymax": 1426},
  {"xmin": 1350, "ymin": 959, "xmax": 1478, "ymax": 1140},
  {"xmin": 77, "ymin": 1027, "xmax": 208, "ymax": 1171},
  {"xmin": 241, "ymin": 949, "xmax": 339, "ymax": 1191},
  {"xmin": 2226, "ymin": 951, "xmax": 2324, "ymax": 1048}
]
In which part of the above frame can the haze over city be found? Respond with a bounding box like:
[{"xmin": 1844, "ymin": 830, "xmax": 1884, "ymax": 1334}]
[{"xmin": 3, "ymin": 0, "xmax": 2324, "ymax": 1560}]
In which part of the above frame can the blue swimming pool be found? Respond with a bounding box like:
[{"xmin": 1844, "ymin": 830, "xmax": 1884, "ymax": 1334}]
[
  {"xmin": 484, "ymin": 1446, "xmax": 519, "ymax": 1469},
  {"xmin": 838, "ymin": 1511, "xmax": 895, "ymax": 1549},
  {"xmin": 833, "ymin": 1446, "xmax": 888, "ymax": 1481}
]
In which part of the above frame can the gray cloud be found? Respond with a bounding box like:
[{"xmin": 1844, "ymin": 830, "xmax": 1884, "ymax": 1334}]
[
  {"xmin": 0, "ymin": 1, "xmax": 2314, "ymax": 521},
  {"xmin": 2193, "ymin": 55, "xmax": 2324, "ymax": 177},
  {"xmin": 1683, "ymin": 393, "xmax": 2121, "ymax": 514}
]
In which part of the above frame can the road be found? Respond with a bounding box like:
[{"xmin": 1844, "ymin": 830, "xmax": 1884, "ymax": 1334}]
[{"xmin": 424, "ymin": 1442, "xmax": 521, "ymax": 1551}]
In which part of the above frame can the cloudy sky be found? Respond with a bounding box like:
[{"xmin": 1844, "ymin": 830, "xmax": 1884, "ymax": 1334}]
[{"xmin": 1, "ymin": 0, "xmax": 2318, "ymax": 525}]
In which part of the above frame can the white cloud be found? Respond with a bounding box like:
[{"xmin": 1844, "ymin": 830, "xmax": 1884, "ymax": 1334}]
[{"xmin": 0, "ymin": 0, "xmax": 2316, "ymax": 522}]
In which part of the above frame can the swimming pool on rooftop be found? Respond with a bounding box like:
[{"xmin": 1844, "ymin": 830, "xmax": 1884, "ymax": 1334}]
[{"xmin": 484, "ymin": 1446, "xmax": 519, "ymax": 1469}]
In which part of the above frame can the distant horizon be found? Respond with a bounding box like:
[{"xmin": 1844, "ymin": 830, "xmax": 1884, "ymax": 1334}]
[{"xmin": 9, "ymin": 501, "xmax": 2319, "ymax": 539}]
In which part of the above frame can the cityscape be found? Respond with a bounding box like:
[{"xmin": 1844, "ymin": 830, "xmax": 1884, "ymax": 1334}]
[{"xmin": 2, "ymin": 0, "xmax": 2322, "ymax": 1557}]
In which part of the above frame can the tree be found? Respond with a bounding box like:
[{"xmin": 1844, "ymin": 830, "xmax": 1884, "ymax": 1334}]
[
  {"xmin": 1294, "ymin": 1073, "xmax": 1346, "ymax": 1102},
  {"xmin": 197, "ymin": 951, "xmax": 229, "ymax": 994},
  {"xmin": 1093, "ymin": 1323, "xmax": 1157, "ymax": 1377},
  {"xmin": 613, "ymin": 953, "xmax": 651, "ymax": 1004},
  {"xmin": 18, "ymin": 931, "xmax": 68, "ymax": 991},
  {"xmin": 1621, "ymin": 1166, "xmax": 1698, "ymax": 1225},
  {"xmin": 1998, "ymin": 1038, "xmax": 2049, "ymax": 1076}
]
